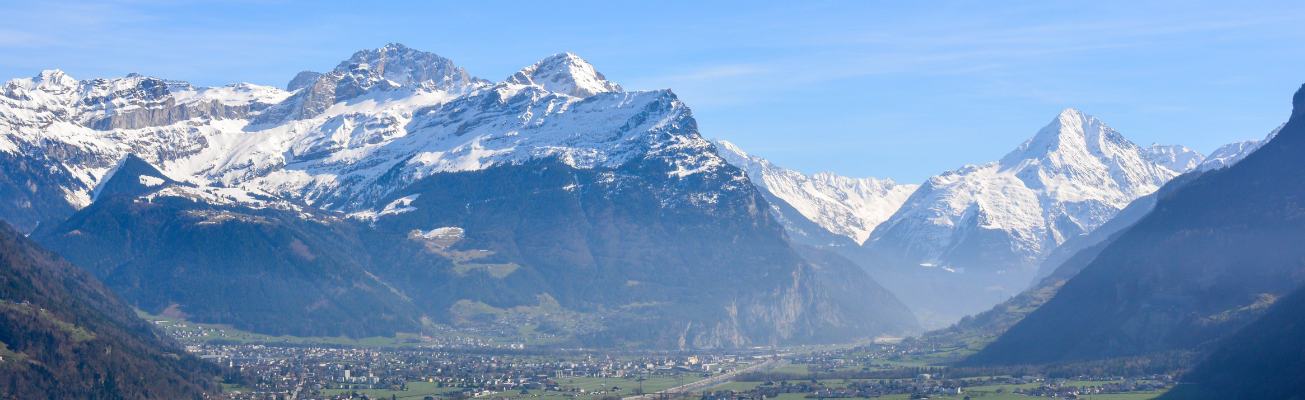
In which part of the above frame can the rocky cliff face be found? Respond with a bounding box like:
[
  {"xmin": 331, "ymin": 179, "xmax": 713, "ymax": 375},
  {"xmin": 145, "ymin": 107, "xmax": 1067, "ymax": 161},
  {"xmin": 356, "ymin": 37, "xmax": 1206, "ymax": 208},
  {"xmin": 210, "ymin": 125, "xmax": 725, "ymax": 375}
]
[{"xmin": 253, "ymin": 43, "xmax": 488, "ymax": 124}]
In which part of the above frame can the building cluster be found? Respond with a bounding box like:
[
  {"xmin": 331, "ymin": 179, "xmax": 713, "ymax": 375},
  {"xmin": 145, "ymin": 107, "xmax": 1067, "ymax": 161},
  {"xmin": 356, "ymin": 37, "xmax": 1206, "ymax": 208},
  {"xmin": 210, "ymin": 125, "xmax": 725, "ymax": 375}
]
[
  {"xmin": 184, "ymin": 344, "xmax": 760, "ymax": 400},
  {"xmin": 1011, "ymin": 378, "xmax": 1171, "ymax": 398}
]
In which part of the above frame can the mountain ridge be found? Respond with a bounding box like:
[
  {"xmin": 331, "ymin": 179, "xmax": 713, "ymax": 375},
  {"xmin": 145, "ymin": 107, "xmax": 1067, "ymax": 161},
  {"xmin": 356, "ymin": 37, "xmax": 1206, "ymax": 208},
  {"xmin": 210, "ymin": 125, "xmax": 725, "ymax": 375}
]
[{"xmin": 711, "ymin": 139, "xmax": 918, "ymax": 245}]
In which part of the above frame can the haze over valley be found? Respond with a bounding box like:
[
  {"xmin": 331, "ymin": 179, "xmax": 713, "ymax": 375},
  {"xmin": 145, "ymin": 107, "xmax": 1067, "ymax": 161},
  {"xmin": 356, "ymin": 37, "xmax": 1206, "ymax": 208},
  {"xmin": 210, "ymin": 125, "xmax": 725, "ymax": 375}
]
[{"xmin": 2, "ymin": 3, "xmax": 1305, "ymax": 399}]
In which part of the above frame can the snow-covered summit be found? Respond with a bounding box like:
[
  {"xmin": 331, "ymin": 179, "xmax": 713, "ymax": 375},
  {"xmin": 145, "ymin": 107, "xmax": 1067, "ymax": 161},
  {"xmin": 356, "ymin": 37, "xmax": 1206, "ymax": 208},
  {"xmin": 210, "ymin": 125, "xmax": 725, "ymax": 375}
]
[
  {"xmin": 871, "ymin": 108, "xmax": 1194, "ymax": 279},
  {"xmin": 255, "ymin": 44, "xmax": 490, "ymax": 124},
  {"xmin": 506, "ymin": 53, "xmax": 624, "ymax": 98},
  {"xmin": 331, "ymin": 43, "xmax": 487, "ymax": 96},
  {"xmin": 0, "ymin": 45, "xmax": 723, "ymax": 216},
  {"xmin": 712, "ymin": 140, "xmax": 917, "ymax": 244}
]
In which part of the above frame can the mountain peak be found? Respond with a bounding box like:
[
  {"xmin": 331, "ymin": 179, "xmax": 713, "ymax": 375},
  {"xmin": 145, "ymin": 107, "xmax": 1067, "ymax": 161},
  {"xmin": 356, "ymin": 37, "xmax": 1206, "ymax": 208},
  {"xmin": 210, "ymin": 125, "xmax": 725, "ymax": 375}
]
[
  {"xmin": 333, "ymin": 43, "xmax": 482, "ymax": 89},
  {"xmin": 29, "ymin": 69, "xmax": 76, "ymax": 90},
  {"xmin": 1001, "ymin": 108, "xmax": 1131, "ymax": 166},
  {"xmin": 1057, "ymin": 107, "xmax": 1085, "ymax": 119},
  {"xmin": 506, "ymin": 52, "xmax": 623, "ymax": 98},
  {"xmin": 90, "ymin": 154, "xmax": 181, "ymax": 202}
]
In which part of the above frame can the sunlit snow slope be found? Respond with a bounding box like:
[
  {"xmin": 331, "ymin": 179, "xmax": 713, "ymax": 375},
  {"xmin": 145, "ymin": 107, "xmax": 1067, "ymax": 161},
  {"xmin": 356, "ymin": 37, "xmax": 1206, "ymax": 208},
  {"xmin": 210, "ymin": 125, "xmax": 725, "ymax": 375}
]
[
  {"xmin": 0, "ymin": 44, "xmax": 727, "ymax": 228},
  {"xmin": 711, "ymin": 140, "xmax": 917, "ymax": 245}
]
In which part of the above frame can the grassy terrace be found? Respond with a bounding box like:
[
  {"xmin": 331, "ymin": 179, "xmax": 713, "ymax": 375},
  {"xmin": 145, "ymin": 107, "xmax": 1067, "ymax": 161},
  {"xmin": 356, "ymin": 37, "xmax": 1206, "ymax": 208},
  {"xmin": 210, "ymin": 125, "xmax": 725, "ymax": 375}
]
[
  {"xmin": 135, "ymin": 309, "xmax": 574, "ymax": 348},
  {"xmin": 258, "ymin": 375, "xmax": 706, "ymax": 400},
  {"xmin": 314, "ymin": 381, "xmax": 463, "ymax": 399}
]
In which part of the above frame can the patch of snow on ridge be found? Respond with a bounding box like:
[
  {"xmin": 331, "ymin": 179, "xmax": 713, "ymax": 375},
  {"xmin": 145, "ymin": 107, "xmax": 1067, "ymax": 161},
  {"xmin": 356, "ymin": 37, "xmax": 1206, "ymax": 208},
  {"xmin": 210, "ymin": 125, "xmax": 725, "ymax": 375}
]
[
  {"xmin": 380, "ymin": 194, "xmax": 420, "ymax": 216},
  {"xmin": 1197, "ymin": 123, "xmax": 1283, "ymax": 172},
  {"xmin": 419, "ymin": 227, "xmax": 464, "ymax": 239},
  {"xmin": 169, "ymin": 82, "xmax": 292, "ymax": 106},
  {"xmin": 139, "ymin": 175, "xmax": 164, "ymax": 187},
  {"xmin": 140, "ymin": 185, "xmax": 293, "ymax": 211},
  {"xmin": 711, "ymin": 139, "xmax": 918, "ymax": 244}
]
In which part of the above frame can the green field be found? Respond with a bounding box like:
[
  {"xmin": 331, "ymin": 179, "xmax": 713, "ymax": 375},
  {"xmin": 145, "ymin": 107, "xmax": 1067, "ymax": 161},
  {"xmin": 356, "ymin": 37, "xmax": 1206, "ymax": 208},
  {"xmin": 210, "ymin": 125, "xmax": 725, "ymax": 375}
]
[
  {"xmin": 315, "ymin": 381, "xmax": 465, "ymax": 399},
  {"xmin": 552, "ymin": 374, "xmax": 705, "ymax": 400},
  {"xmin": 136, "ymin": 309, "xmax": 557, "ymax": 348},
  {"xmin": 704, "ymin": 371, "xmax": 1166, "ymax": 400}
]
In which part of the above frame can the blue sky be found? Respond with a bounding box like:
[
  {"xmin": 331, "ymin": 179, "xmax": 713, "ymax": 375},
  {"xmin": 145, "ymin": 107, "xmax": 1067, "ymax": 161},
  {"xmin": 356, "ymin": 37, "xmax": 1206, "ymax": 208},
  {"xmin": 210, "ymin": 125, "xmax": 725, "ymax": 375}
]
[{"xmin": 2, "ymin": 1, "xmax": 1303, "ymax": 183}]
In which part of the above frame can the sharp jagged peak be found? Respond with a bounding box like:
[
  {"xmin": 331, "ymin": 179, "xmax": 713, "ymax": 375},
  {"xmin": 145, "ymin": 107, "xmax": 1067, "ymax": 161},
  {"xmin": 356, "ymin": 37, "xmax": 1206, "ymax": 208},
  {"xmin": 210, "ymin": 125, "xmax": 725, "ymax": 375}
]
[
  {"xmin": 329, "ymin": 43, "xmax": 485, "ymax": 88},
  {"xmin": 9, "ymin": 69, "xmax": 78, "ymax": 91},
  {"xmin": 506, "ymin": 52, "xmax": 623, "ymax": 98},
  {"xmin": 1000, "ymin": 107, "xmax": 1140, "ymax": 166},
  {"xmin": 36, "ymin": 69, "xmax": 73, "ymax": 83}
]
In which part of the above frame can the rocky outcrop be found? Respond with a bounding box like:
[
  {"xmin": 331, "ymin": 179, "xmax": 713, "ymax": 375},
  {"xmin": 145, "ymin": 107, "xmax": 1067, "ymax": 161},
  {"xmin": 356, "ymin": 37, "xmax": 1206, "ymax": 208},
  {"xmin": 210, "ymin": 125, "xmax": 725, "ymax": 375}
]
[{"xmin": 253, "ymin": 43, "xmax": 489, "ymax": 124}]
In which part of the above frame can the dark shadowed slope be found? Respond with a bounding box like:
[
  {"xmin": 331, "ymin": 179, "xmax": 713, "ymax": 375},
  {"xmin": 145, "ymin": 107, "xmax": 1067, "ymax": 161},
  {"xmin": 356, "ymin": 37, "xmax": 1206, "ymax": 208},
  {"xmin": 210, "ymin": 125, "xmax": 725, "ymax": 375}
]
[
  {"xmin": 963, "ymin": 83, "xmax": 1305, "ymax": 365},
  {"xmin": 359, "ymin": 161, "xmax": 921, "ymax": 347},
  {"xmin": 34, "ymin": 156, "xmax": 423, "ymax": 338},
  {"xmin": 934, "ymin": 171, "xmax": 1206, "ymax": 340},
  {"xmin": 36, "ymin": 154, "xmax": 920, "ymax": 348},
  {"xmin": 1159, "ymin": 283, "xmax": 1305, "ymax": 400},
  {"xmin": 0, "ymin": 219, "xmax": 221, "ymax": 399}
]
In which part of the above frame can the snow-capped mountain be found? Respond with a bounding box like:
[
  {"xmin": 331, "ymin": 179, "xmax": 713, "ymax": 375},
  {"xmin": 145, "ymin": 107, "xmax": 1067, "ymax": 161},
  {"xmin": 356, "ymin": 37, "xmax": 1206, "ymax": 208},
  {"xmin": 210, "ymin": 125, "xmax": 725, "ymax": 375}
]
[
  {"xmin": 861, "ymin": 109, "xmax": 1197, "ymax": 322},
  {"xmin": 871, "ymin": 109, "xmax": 1189, "ymax": 272},
  {"xmin": 3, "ymin": 44, "xmax": 919, "ymax": 347},
  {"xmin": 1029, "ymin": 121, "xmax": 1287, "ymax": 286},
  {"xmin": 711, "ymin": 139, "xmax": 918, "ymax": 244},
  {"xmin": 506, "ymin": 53, "xmax": 624, "ymax": 98},
  {"xmin": 0, "ymin": 44, "xmax": 723, "ymax": 219}
]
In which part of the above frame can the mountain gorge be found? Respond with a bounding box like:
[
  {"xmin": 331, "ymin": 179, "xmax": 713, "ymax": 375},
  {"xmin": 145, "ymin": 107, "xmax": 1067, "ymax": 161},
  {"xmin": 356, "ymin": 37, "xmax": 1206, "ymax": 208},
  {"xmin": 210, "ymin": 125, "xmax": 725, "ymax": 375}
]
[{"xmin": 1, "ymin": 44, "xmax": 918, "ymax": 348}]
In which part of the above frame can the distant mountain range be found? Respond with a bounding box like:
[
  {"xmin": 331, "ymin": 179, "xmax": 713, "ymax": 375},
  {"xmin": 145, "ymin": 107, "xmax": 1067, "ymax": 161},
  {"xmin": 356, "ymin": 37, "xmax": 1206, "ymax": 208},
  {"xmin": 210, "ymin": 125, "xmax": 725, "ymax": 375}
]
[
  {"xmin": 711, "ymin": 139, "xmax": 918, "ymax": 246},
  {"xmin": 714, "ymin": 109, "xmax": 1270, "ymax": 327},
  {"xmin": 0, "ymin": 44, "xmax": 917, "ymax": 348}
]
